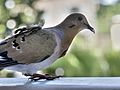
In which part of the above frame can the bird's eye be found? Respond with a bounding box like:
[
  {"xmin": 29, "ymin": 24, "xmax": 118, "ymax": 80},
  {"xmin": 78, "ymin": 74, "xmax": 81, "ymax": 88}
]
[{"xmin": 78, "ymin": 17, "xmax": 82, "ymax": 21}]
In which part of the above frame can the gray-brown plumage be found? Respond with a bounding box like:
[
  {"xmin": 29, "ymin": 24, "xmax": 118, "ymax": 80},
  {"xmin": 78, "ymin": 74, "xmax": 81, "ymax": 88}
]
[
  {"xmin": 0, "ymin": 28, "xmax": 56, "ymax": 64},
  {"xmin": 0, "ymin": 13, "xmax": 95, "ymax": 76}
]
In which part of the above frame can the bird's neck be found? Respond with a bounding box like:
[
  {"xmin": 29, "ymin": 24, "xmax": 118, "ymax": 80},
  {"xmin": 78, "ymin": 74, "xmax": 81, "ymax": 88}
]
[{"xmin": 55, "ymin": 25, "xmax": 80, "ymax": 55}]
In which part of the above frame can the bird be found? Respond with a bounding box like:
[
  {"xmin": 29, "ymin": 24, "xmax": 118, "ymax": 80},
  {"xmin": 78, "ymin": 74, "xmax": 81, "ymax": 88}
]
[{"xmin": 0, "ymin": 13, "xmax": 95, "ymax": 81}]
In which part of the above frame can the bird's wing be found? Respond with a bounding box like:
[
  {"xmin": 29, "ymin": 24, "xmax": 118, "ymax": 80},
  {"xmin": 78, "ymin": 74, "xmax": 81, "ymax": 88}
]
[{"xmin": 0, "ymin": 27, "xmax": 57, "ymax": 68}]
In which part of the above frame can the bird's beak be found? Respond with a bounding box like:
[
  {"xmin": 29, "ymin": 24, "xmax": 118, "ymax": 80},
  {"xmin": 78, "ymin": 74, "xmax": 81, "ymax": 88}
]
[{"xmin": 87, "ymin": 24, "xmax": 95, "ymax": 34}]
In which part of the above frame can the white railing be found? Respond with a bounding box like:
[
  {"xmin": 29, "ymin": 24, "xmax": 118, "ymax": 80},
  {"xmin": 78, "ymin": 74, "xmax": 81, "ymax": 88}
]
[{"xmin": 0, "ymin": 77, "xmax": 120, "ymax": 90}]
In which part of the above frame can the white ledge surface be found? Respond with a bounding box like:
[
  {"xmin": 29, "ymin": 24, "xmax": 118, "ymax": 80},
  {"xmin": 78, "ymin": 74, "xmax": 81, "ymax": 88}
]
[{"xmin": 0, "ymin": 77, "xmax": 120, "ymax": 90}]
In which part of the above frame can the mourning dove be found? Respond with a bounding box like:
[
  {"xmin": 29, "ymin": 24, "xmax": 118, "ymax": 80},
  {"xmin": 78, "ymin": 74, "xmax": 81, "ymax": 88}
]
[{"xmin": 0, "ymin": 13, "xmax": 95, "ymax": 80}]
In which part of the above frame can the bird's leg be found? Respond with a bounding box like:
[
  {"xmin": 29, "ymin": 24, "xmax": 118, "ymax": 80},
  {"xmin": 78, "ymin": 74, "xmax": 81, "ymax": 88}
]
[{"xmin": 24, "ymin": 73, "xmax": 62, "ymax": 81}]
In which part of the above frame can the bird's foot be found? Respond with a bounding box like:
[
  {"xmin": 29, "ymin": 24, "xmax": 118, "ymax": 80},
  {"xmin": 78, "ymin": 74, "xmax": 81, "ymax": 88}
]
[{"xmin": 24, "ymin": 73, "xmax": 62, "ymax": 81}]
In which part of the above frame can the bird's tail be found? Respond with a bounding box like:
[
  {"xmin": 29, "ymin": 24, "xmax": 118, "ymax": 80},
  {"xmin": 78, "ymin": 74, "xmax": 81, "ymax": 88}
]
[
  {"xmin": 0, "ymin": 60, "xmax": 18, "ymax": 69},
  {"xmin": 0, "ymin": 51, "xmax": 19, "ymax": 69},
  {"xmin": 0, "ymin": 40, "xmax": 7, "ymax": 69}
]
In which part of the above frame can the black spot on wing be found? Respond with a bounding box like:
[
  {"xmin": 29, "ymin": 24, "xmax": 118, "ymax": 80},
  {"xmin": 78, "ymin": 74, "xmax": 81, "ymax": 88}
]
[
  {"xmin": 12, "ymin": 40, "xmax": 21, "ymax": 50},
  {"xmin": 21, "ymin": 36, "xmax": 25, "ymax": 42},
  {"xmin": 16, "ymin": 46, "xmax": 20, "ymax": 50},
  {"xmin": 12, "ymin": 40, "xmax": 19, "ymax": 48},
  {"xmin": 14, "ymin": 27, "xmax": 27, "ymax": 34},
  {"xmin": 0, "ymin": 51, "xmax": 21, "ymax": 69}
]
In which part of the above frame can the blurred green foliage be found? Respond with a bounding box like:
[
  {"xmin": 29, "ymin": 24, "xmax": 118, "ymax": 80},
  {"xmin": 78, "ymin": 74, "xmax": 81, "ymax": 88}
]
[
  {"xmin": 0, "ymin": 0, "xmax": 120, "ymax": 77},
  {"xmin": 104, "ymin": 50, "xmax": 120, "ymax": 76}
]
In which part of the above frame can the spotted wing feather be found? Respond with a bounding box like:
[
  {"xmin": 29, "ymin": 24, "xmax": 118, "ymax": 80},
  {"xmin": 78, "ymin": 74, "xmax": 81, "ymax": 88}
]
[{"xmin": 0, "ymin": 28, "xmax": 57, "ymax": 68}]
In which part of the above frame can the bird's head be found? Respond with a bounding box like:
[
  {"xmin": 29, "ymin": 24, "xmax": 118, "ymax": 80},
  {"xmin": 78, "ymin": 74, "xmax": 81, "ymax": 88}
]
[{"xmin": 58, "ymin": 13, "xmax": 95, "ymax": 34}]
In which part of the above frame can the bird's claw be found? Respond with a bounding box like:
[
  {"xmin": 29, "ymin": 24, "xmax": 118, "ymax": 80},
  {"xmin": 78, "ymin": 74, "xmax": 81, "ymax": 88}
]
[
  {"xmin": 24, "ymin": 73, "xmax": 62, "ymax": 81},
  {"xmin": 44, "ymin": 74, "xmax": 62, "ymax": 80}
]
